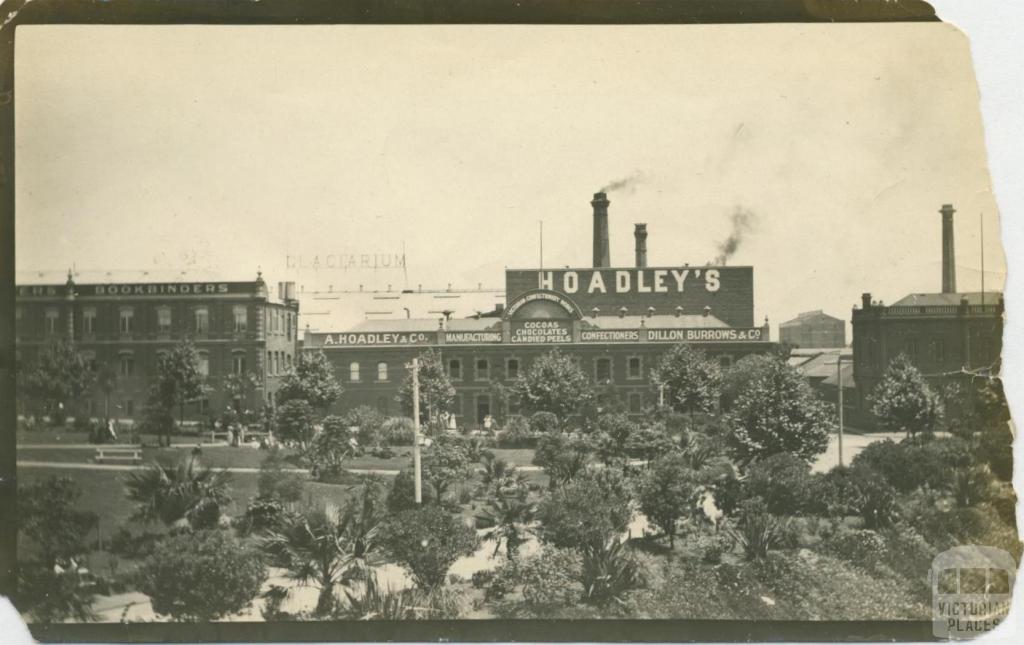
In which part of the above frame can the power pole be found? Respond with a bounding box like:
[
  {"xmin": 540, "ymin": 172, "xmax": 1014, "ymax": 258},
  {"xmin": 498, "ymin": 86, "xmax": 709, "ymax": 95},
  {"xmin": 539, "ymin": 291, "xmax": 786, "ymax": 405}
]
[
  {"xmin": 412, "ymin": 357, "xmax": 422, "ymax": 505},
  {"xmin": 837, "ymin": 355, "xmax": 844, "ymax": 468}
]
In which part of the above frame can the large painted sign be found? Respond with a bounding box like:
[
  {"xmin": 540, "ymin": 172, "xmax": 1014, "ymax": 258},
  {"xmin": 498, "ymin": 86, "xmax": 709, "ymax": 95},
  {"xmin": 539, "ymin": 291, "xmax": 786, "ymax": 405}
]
[
  {"xmin": 16, "ymin": 282, "xmax": 258, "ymax": 298},
  {"xmin": 647, "ymin": 327, "xmax": 765, "ymax": 343},
  {"xmin": 505, "ymin": 267, "xmax": 754, "ymax": 328},
  {"xmin": 444, "ymin": 331, "xmax": 502, "ymax": 344},
  {"xmin": 510, "ymin": 320, "xmax": 572, "ymax": 344},
  {"xmin": 317, "ymin": 331, "xmax": 433, "ymax": 347}
]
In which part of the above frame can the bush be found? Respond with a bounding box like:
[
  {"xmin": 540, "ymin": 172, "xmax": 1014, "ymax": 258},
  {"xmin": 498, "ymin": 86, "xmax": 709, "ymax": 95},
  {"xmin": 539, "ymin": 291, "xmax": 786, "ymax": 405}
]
[
  {"xmin": 235, "ymin": 497, "xmax": 294, "ymax": 536},
  {"xmin": 743, "ymin": 453, "xmax": 817, "ymax": 515},
  {"xmin": 851, "ymin": 437, "xmax": 961, "ymax": 493},
  {"xmin": 257, "ymin": 449, "xmax": 305, "ymax": 503},
  {"xmin": 637, "ymin": 451, "xmax": 697, "ymax": 548},
  {"xmin": 729, "ymin": 498, "xmax": 789, "ymax": 561},
  {"xmin": 379, "ymin": 506, "xmax": 479, "ymax": 588},
  {"xmin": 342, "ymin": 405, "xmax": 386, "ymax": 448},
  {"xmin": 386, "ymin": 469, "xmax": 437, "ymax": 512},
  {"xmin": 533, "ymin": 433, "xmax": 592, "ymax": 486},
  {"xmin": 537, "ymin": 470, "xmax": 632, "ymax": 550},
  {"xmin": 496, "ymin": 415, "xmax": 535, "ymax": 448},
  {"xmin": 529, "ymin": 411, "xmax": 560, "ymax": 435},
  {"xmin": 813, "ymin": 465, "xmax": 899, "ymax": 529},
  {"xmin": 274, "ymin": 399, "xmax": 317, "ymax": 446},
  {"xmin": 381, "ymin": 416, "xmax": 415, "ymax": 446},
  {"xmin": 581, "ymin": 538, "xmax": 643, "ymax": 607},
  {"xmin": 135, "ymin": 530, "xmax": 267, "ymax": 621},
  {"xmin": 108, "ymin": 527, "xmax": 165, "ymax": 560}
]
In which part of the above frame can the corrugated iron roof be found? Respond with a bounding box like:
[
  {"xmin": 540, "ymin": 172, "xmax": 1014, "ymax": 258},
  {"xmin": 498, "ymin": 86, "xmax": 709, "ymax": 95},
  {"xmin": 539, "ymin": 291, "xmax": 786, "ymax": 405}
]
[{"xmin": 891, "ymin": 292, "xmax": 1003, "ymax": 307}]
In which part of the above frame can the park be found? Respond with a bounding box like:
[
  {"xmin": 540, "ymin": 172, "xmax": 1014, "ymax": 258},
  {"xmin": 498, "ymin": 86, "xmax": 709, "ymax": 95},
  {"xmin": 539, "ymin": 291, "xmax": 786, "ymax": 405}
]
[{"xmin": 13, "ymin": 339, "xmax": 1020, "ymax": 622}]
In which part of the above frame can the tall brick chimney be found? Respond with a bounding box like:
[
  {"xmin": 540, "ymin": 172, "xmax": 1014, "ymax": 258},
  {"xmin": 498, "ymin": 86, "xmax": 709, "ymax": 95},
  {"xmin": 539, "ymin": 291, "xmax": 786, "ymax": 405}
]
[
  {"xmin": 940, "ymin": 204, "xmax": 956, "ymax": 293},
  {"xmin": 634, "ymin": 223, "xmax": 648, "ymax": 268},
  {"xmin": 591, "ymin": 192, "xmax": 610, "ymax": 268}
]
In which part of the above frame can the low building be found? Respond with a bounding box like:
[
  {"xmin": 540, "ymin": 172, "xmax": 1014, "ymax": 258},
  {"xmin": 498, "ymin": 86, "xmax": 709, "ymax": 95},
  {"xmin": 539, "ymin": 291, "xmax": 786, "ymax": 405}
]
[
  {"xmin": 15, "ymin": 271, "xmax": 300, "ymax": 421},
  {"xmin": 779, "ymin": 310, "xmax": 845, "ymax": 349}
]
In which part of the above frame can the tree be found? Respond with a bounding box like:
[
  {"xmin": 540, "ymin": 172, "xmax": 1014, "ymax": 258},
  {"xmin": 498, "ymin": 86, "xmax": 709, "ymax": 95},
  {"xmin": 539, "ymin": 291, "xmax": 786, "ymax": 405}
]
[
  {"xmin": 651, "ymin": 344, "xmax": 721, "ymax": 430},
  {"xmin": 721, "ymin": 353, "xmax": 775, "ymax": 410},
  {"xmin": 259, "ymin": 483, "xmax": 385, "ymax": 615},
  {"xmin": 593, "ymin": 412, "xmax": 637, "ymax": 468},
  {"xmin": 742, "ymin": 452, "xmax": 818, "ymax": 515},
  {"xmin": 124, "ymin": 455, "xmax": 233, "ymax": 529},
  {"xmin": 277, "ymin": 350, "xmax": 343, "ymax": 413},
  {"xmin": 625, "ymin": 422, "xmax": 679, "ymax": 464},
  {"xmin": 479, "ymin": 492, "xmax": 537, "ymax": 561},
  {"xmin": 533, "ymin": 433, "xmax": 592, "ymax": 488},
  {"xmin": 150, "ymin": 340, "xmax": 207, "ymax": 447},
  {"xmin": 512, "ymin": 348, "xmax": 595, "ymax": 423},
  {"xmin": 870, "ymin": 353, "xmax": 944, "ymax": 438},
  {"xmin": 724, "ymin": 354, "xmax": 833, "ymax": 464},
  {"xmin": 136, "ymin": 530, "xmax": 267, "ymax": 621},
  {"xmin": 537, "ymin": 470, "xmax": 632, "ymax": 551},
  {"xmin": 17, "ymin": 338, "xmax": 95, "ymax": 422},
  {"xmin": 275, "ymin": 399, "xmax": 317, "ymax": 448},
  {"xmin": 637, "ymin": 452, "xmax": 697, "ymax": 548},
  {"xmin": 423, "ymin": 436, "xmax": 476, "ymax": 502},
  {"xmin": 379, "ymin": 506, "xmax": 479, "ymax": 588},
  {"xmin": 396, "ymin": 349, "xmax": 456, "ymax": 429},
  {"xmin": 386, "ymin": 469, "xmax": 437, "ymax": 512},
  {"xmin": 308, "ymin": 415, "xmax": 358, "ymax": 479},
  {"xmin": 257, "ymin": 448, "xmax": 306, "ymax": 503},
  {"xmin": 15, "ymin": 477, "xmax": 101, "ymax": 623}
]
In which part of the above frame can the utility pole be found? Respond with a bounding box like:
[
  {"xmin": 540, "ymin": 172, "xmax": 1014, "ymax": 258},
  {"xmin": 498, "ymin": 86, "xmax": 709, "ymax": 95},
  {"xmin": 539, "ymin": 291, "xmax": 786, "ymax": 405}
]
[
  {"xmin": 411, "ymin": 357, "xmax": 422, "ymax": 505},
  {"xmin": 837, "ymin": 355, "xmax": 845, "ymax": 468}
]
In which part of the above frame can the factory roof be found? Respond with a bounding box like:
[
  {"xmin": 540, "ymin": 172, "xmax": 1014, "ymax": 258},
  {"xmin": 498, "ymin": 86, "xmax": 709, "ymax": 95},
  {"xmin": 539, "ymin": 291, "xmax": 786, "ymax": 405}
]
[
  {"xmin": 779, "ymin": 310, "xmax": 844, "ymax": 326},
  {"xmin": 891, "ymin": 292, "xmax": 1003, "ymax": 307},
  {"xmin": 299, "ymin": 287, "xmax": 506, "ymax": 333},
  {"xmin": 579, "ymin": 313, "xmax": 728, "ymax": 330}
]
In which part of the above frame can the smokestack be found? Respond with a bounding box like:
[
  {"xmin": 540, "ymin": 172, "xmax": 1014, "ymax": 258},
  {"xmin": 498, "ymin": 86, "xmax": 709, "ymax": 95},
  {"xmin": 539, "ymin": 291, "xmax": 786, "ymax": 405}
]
[
  {"xmin": 634, "ymin": 223, "xmax": 648, "ymax": 268},
  {"xmin": 940, "ymin": 204, "xmax": 957, "ymax": 293},
  {"xmin": 591, "ymin": 192, "xmax": 610, "ymax": 268}
]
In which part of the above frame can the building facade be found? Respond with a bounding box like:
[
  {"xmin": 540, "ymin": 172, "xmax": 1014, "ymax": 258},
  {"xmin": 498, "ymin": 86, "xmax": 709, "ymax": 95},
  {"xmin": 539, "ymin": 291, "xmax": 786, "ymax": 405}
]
[
  {"xmin": 15, "ymin": 272, "xmax": 300, "ymax": 421},
  {"xmin": 779, "ymin": 310, "xmax": 846, "ymax": 348},
  {"xmin": 303, "ymin": 191, "xmax": 774, "ymax": 426}
]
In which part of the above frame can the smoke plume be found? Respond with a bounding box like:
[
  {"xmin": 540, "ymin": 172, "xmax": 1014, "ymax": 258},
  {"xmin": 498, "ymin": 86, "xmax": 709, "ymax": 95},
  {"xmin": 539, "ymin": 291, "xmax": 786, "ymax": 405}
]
[
  {"xmin": 600, "ymin": 171, "xmax": 645, "ymax": 194},
  {"xmin": 713, "ymin": 207, "xmax": 757, "ymax": 265}
]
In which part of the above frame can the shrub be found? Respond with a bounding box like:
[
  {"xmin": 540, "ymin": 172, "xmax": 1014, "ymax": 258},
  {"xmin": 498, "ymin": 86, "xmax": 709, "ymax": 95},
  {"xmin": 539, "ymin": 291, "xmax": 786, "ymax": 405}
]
[
  {"xmin": 342, "ymin": 405, "xmax": 386, "ymax": 448},
  {"xmin": 729, "ymin": 498, "xmax": 789, "ymax": 561},
  {"xmin": 637, "ymin": 451, "xmax": 697, "ymax": 548},
  {"xmin": 851, "ymin": 438, "xmax": 960, "ymax": 493},
  {"xmin": 529, "ymin": 411, "xmax": 560, "ymax": 435},
  {"xmin": 235, "ymin": 497, "xmax": 293, "ymax": 536},
  {"xmin": 381, "ymin": 416, "xmax": 415, "ymax": 446},
  {"xmin": 580, "ymin": 538, "xmax": 642, "ymax": 607},
  {"xmin": 386, "ymin": 469, "xmax": 437, "ymax": 512},
  {"xmin": 743, "ymin": 453, "xmax": 817, "ymax": 515},
  {"xmin": 135, "ymin": 530, "xmax": 267, "ymax": 621},
  {"xmin": 257, "ymin": 449, "xmax": 305, "ymax": 503},
  {"xmin": 537, "ymin": 470, "xmax": 632, "ymax": 550},
  {"xmin": 108, "ymin": 527, "xmax": 165, "ymax": 560},
  {"xmin": 496, "ymin": 415, "xmax": 536, "ymax": 448},
  {"xmin": 274, "ymin": 399, "xmax": 317, "ymax": 446},
  {"xmin": 379, "ymin": 506, "xmax": 479, "ymax": 588},
  {"xmin": 869, "ymin": 354, "xmax": 943, "ymax": 437},
  {"xmin": 813, "ymin": 465, "xmax": 899, "ymax": 529},
  {"xmin": 625, "ymin": 422, "xmax": 678, "ymax": 462},
  {"xmin": 533, "ymin": 433, "xmax": 592, "ymax": 486}
]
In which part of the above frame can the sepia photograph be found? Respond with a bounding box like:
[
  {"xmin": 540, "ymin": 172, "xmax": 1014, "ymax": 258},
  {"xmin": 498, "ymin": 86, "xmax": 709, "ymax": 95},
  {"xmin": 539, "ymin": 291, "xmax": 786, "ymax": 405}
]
[{"xmin": 1, "ymin": 0, "xmax": 1020, "ymax": 641}]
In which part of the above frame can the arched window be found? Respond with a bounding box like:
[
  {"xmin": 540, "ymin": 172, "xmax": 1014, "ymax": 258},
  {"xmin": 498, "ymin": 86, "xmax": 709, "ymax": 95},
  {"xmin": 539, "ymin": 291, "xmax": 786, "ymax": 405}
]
[{"xmin": 349, "ymin": 361, "xmax": 360, "ymax": 382}]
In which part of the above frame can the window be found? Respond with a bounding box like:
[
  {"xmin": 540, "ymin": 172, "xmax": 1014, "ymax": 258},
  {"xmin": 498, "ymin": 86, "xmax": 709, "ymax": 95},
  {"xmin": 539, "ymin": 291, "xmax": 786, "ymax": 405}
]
[
  {"xmin": 377, "ymin": 361, "xmax": 389, "ymax": 382},
  {"xmin": 119, "ymin": 308, "xmax": 134, "ymax": 335},
  {"xmin": 349, "ymin": 361, "xmax": 361, "ymax": 382},
  {"xmin": 194, "ymin": 307, "xmax": 209, "ymax": 334},
  {"xmin": 905, "ymin": 338, "xmax": 919, "ymax": 362},
  {"xmin": 627, "ymin": 356, "xmax": 642, "ymax": 380},
  {"xmin": 287, "ymin": 313, "xmax": 293, "ymax": 341},
  {"xmin": 197, "ymin": 352, "xmax": 209, "ymax": 376},
  {"xmin": 286, "ymin": 353, "xmax": 292, "ymax": 371},
  {"xmin": 233, "ymin": 306, "xmax": 247, "ymax": 333},
  {"xmin": 475, "ymin": 358, "xmax": 490, "ymax": 381},
  {"xmin": 629, "ymin": 392, "xmax": 643, "ymax": 414},
  {"xmin": 45, "ymin": 308, "xmax": 59, "ymax": 334},
  {"xmin": 83, "ymin": 308, "xmax": 97, "ymax": 335},
  {"xmin": 506, "ymin": 358, "xmax": 520, "ymax": 380},
  {"xmin": 448, "ymin": 358, "xmax": 462, "ymax": 380},
  {"xmin": 596, "ymin": 357, "xmax": 612, "ymax": 382},
  {"xmin": 157, "ymin": 307, "xmax": 172, "ymax": 334},
  {"xmin": 123, "ymin": 399, "xmax": 134, "ymax": 416},
  {"xmin": 119, "ymin": 353, "xmax": 135, "ymax": 377},
  {"xmin": 930, "ymin": 338, "xmax": 946, "ymax": 364},
  {"xmin": 232, "ymin": 352, "xmax": 247, "ymax": 375},
  {"xmin": 267, "ymin": 350, "xmax": 273, "ymax": 374}
]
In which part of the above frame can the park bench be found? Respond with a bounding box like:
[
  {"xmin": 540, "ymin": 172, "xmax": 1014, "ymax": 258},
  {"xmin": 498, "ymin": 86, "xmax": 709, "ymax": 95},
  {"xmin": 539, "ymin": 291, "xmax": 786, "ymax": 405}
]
[{"xmin": 94, "ymin": 446, "xmax": 142, "ymax": 465}]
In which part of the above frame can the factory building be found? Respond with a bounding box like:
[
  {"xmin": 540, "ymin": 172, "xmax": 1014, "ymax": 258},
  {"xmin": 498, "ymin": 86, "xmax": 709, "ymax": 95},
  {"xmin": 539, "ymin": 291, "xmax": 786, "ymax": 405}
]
[
  {"xmin": 779, "ymin": 310, "xmax": 846, "ymax": 349},
  {"xmin": 852, "ymin": 204, "xmax": 1004, "ymax": 417},
  {"xmin": 306, "ymin": 192, "xmax": 774, "ymax": 426},
  {"xmin": 14, "ymin": 271, "xmax": 300, "ymax": 420}
]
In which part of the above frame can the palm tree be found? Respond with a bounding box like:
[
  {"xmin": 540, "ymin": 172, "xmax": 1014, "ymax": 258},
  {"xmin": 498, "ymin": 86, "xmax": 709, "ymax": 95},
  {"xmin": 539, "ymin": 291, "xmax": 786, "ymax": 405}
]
[
  {"xmin": 479, "ymin": 491, "xmax": 536, "ymax": 561},
  {"xmin": 258, "ymin": 482, "xmax": 385, "ymax": 616},
  {"xmin": 124, "ymin": 455, "xmax": 233, "ymax": 529}
]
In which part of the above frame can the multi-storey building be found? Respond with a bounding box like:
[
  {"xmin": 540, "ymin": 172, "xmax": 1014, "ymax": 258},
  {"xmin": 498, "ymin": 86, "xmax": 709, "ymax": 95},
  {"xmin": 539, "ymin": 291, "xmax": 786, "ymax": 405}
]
[
  {"xmin": 303, "ymin": 192, "xmax": 775, "ymax": 426},
  {"xmin": 779, "ymin": 310, "xmax": 846, "ymax": 349},
  {"xmin": 14, "ymin": 272, "xmax": 300, "ymax": 421}
]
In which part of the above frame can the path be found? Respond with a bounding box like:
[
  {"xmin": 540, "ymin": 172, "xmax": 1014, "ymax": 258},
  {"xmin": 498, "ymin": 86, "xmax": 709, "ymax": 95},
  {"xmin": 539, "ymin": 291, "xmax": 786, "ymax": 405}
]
[{"xmin": 16, "ymin": 460, "xmax": 401, "ymax": 476}]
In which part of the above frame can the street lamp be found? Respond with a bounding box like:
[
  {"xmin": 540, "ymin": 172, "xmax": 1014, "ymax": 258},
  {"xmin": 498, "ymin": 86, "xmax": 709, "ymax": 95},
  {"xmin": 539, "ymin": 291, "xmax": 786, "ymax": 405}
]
[{"xmin": 826, "ymin": 352, "xmax": 852, "ymax": 467}]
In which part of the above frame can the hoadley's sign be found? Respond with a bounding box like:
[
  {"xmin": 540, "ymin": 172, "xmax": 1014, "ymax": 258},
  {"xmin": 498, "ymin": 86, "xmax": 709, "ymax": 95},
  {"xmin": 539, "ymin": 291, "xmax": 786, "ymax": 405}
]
[
  {"xmin": 510, "ymin": 320, "xmax": 572, "ymax": 344},
  {"xmin": 534, "ymin": 268, "xmax": 723, "ymax": 295}
]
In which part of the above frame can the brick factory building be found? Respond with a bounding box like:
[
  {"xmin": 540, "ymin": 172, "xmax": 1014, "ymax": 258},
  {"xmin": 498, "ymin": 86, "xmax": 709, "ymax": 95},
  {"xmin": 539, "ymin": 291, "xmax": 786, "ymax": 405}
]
[
  {"xmin": 15, "ymin": 271, "xmax": 300, "ymax": 420},
  {"xmin": 304, "ymin": 192, "xmax": 774, "ymax": 426},
  {"xmin": 779, "ymin": 310, "xmax": 846, "ymax": 349},
  {"xmin": 852, "ymin": 204, "xmax": 1004, "ymax": 419}
]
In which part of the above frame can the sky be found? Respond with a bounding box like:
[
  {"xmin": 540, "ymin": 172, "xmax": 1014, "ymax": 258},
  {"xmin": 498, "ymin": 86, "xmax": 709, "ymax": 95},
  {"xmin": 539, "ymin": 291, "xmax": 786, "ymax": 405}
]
[{"xmin": 14, "ymin": 23, "xmax": 1007, "ymax": 334}]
